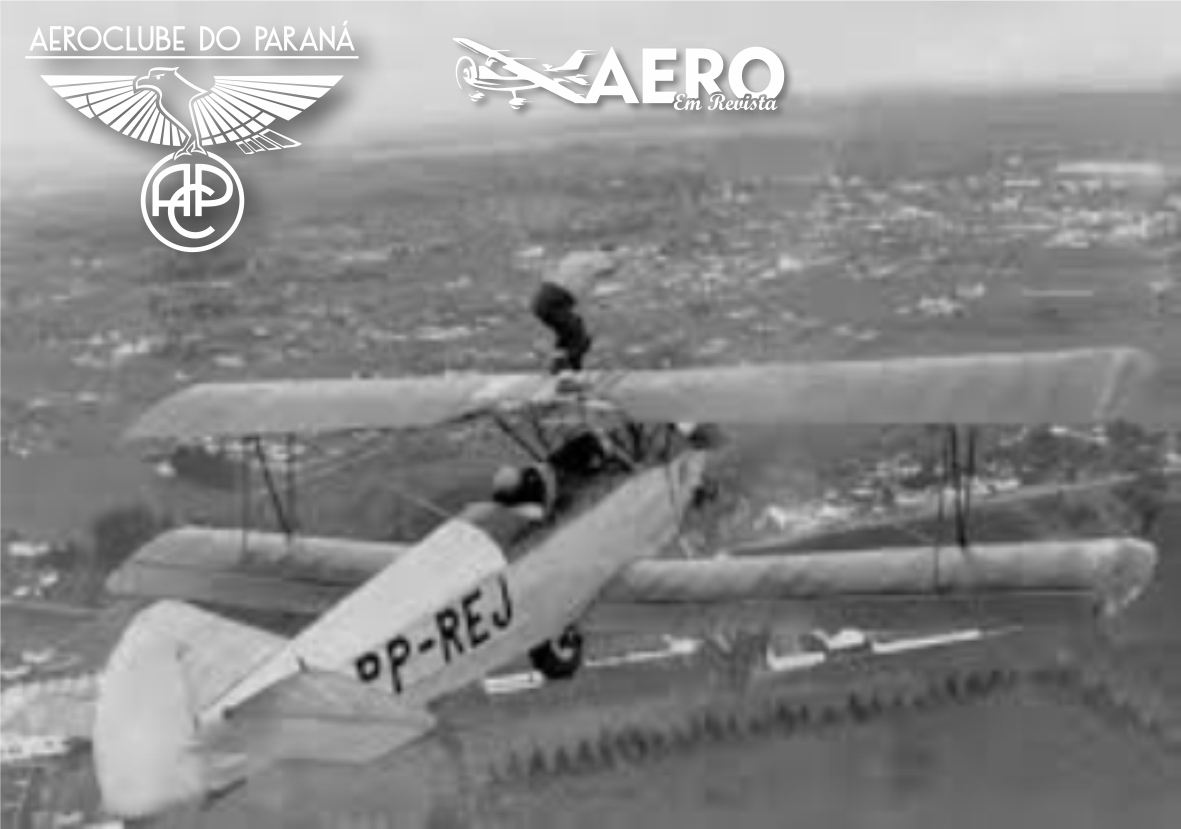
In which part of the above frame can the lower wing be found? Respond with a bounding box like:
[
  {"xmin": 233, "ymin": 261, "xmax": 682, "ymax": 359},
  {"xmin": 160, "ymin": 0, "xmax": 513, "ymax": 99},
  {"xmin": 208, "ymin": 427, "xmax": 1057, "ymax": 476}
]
[
  {"xmin": 110, "ymin": 529, "xmax": 1155, "ymax": 638},
  {"xmin": 106, "ymin": 526, "xmax": 407, "ymax": 615},
  {"xmin": 584, "ymin": 537, "xmax": 1156, "ymax": 638}
]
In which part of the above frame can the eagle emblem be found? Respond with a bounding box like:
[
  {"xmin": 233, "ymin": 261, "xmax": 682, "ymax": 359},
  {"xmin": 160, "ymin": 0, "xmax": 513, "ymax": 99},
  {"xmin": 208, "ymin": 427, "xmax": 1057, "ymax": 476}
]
[{"xmin": 42, "ymin": 70, "xmax": 343, "ymax": 251}]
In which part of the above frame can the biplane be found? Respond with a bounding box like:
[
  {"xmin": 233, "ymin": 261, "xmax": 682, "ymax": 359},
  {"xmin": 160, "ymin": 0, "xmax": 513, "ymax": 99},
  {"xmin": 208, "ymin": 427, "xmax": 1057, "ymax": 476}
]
[{"xmin": 96, "ymin": 342, "xmax": 1163, "ymax": 818}]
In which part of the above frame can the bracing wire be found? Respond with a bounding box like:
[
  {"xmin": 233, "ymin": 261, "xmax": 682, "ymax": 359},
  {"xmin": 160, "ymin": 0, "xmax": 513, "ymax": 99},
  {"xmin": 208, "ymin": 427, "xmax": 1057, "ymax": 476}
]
[
  {"xmin": 934, "ymin": 426, "xmax": 947, "ymax": 590},
  {"xmin": 285, "ymin": 433, "xmax": 298, "ymax": 539},
  {"xmin": 386, "ymin": 479, "xmax": 455, "ymax": 523},
  {"xmin": 239, "ymin": 438, "xmax": 251, "ymax": 553},
  {"xmin": 931, "ymin": 424, "xmax": 982, "ymax": 591},
  {"xmin": 252, "ymin": 437, "xmax": 293, "ymax": 536}
]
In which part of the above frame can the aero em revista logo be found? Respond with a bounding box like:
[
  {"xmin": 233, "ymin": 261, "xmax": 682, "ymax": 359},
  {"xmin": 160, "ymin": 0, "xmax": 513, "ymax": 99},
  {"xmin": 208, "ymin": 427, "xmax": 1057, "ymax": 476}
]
[{"xmin": 454, "ymin": 38, "xmax": 787, "ymax": 112}]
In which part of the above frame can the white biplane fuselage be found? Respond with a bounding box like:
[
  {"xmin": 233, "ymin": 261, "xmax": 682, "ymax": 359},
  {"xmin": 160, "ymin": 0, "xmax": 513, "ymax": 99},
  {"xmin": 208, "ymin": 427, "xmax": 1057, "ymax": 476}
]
[
  {"xmin": 206, "ymin": 451, "xmax": 705, "ymax": 718},
  {"xmin": 96, "ymin": 445, "xmax": 709, "ymax": 818}
]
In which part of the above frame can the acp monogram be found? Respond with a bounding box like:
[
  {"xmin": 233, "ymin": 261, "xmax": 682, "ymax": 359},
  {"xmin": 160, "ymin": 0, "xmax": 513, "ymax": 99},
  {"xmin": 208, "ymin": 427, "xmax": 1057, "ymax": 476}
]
[{"xmin": 142, "ymin": 151, "xmax": 243, "ymax": 252}]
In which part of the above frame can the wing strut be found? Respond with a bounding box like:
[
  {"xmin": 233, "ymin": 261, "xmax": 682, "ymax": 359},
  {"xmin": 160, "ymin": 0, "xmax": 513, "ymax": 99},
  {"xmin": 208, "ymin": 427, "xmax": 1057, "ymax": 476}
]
[
  {"xmin": 935, "ymin": 425, "xmax": 980, "ymax": 547},
  {"xmin": 492, "ymin": 412, "xmax": 546, "ymax": 462},
  {"xmin": 252, "ymin": 437, "xmax": 295, "ymax": 538},
  {"xmin": 959, "ymin": 426, "xmax": 978, "ymax": 547},
  {"xmin": 286, "ymin": 434, "xmax": 298, "ymax": 537},
  {"xmin": 239, "ymin": 438, "xmax": 252, "ymax": 552},
  {"xmin": 930, "ymin": 424, "xmax": 981, "ymax": 589}
]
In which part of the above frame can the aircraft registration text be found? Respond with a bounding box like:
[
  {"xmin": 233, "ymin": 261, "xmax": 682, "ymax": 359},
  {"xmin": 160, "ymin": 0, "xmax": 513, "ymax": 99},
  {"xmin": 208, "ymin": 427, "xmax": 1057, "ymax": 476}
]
[{"xmin": 354, "ymin": 572, "xmax": 514, "ymax": 694}]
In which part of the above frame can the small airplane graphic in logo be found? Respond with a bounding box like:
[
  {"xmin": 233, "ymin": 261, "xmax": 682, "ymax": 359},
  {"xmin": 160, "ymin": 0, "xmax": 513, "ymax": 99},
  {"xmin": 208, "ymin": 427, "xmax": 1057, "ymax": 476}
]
[
  {"xmin": 455, "ymin": 38, "xmax": 593, "ymax": 109},
  {"xmin": 42, "ymin": 70, "xmax": 342, "ymax": 251}
]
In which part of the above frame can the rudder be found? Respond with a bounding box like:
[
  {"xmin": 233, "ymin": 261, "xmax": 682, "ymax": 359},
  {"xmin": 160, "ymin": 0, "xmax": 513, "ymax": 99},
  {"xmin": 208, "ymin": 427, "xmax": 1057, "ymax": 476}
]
[{"xmin": 93, "ymin": 601, "xmax": 284, "ymax": 817}]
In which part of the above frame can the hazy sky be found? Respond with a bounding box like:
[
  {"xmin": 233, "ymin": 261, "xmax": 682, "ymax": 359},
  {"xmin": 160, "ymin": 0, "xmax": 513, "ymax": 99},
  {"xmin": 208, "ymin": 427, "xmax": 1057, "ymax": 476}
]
[{"xmin": 3, "ymin": 1, "xmax": 1181, "ymax": 183}]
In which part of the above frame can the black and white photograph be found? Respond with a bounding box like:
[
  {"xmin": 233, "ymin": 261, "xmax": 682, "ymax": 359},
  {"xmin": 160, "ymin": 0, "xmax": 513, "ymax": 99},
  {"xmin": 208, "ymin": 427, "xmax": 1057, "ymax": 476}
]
[{"xmin": 2, "ymin": 2, "xmax": 1180, "ymax": 827}]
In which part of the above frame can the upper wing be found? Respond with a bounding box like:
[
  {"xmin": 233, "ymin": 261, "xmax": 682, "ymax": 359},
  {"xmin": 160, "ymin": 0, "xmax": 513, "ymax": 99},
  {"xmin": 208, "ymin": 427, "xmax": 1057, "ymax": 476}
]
[
  {"xmin": 193, "ymin": 76, "xmax": 341, "ymax": 149},
  {"xmin": 42, "ymin": 75, "xmax": 189, "ymax": 147},
  {"xmin": 588, "ymin": 538, "xmax": 1156, "ymax": 635},
  {"xmin": 125, "ymin": 347, "xmax": 1155, "ymax": 442},
  {"xmin": 125, "ymin": 372, "xmax": 545, "ymax": 441},
  {"xmin": 599, "ymin": 347, "xmax": 1156, "ymax": 426}
]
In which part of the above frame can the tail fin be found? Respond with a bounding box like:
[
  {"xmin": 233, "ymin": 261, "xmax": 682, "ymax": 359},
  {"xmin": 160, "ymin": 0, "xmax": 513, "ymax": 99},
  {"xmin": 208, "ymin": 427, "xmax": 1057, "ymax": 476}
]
[
  {"xmin": 95, "ymin": 601, "xmax": 436, "ymax": 819},
  {"xmin": 94, "ymin": 601, "xmax": 285, "ymax": 818}
]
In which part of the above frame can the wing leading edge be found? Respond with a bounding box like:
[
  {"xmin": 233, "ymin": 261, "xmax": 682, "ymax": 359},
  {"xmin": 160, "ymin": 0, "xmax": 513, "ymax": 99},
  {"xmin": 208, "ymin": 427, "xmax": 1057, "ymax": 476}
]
[
  {"xmin": 125, "ymin": 372, "xmax": 544, "ymax": 441},
  {"xmin": 604, "ymin": 538, "xmax": 1156, "ymax": 605},
  {"xmin": 605, "ymin": 346, "xmax": 1157, "ymax": 426},
  {"xmin": 125, "ymin": 348, "xmax": 1158, "ymax": 442},
  {"xmin": 587, "ymin": 537, "xmax": 1156, "ymax": 636}
]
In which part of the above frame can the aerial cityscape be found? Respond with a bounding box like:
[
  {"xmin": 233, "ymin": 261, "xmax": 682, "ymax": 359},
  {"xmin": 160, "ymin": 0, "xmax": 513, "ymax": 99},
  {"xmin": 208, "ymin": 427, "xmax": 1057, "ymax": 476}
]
[{"xmin": 3, "ymin": 12, "xmax": 1181, "ymax": 825}]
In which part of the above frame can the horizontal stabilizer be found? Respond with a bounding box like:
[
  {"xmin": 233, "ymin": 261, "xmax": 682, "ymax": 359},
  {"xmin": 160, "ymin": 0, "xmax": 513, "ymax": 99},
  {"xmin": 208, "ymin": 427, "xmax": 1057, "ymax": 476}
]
[
  {"xmin": 107, "ymin": 527, "xmax": 401, "ymax": 614},
  {"xmin": 212, "ymin": 669, "xmax": 435, "ymax": 766}
]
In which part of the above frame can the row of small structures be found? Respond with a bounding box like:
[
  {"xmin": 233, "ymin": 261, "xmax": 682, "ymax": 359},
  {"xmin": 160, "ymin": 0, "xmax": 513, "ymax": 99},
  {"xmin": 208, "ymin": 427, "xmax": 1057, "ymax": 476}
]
[{"xmin": 479, "ymin": 647, "xmax": 1181, "ymax": 789}]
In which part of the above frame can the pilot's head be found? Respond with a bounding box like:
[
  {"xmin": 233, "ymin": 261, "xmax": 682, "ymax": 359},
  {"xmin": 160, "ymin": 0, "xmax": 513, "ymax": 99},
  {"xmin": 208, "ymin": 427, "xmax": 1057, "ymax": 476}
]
[
  {"xmin": 492, "ymin": 466, "xmax": 525, "ymax": 504},
  {"xmin": 492, "ymin": 464, "xmax": 552, "ymax": 510}
]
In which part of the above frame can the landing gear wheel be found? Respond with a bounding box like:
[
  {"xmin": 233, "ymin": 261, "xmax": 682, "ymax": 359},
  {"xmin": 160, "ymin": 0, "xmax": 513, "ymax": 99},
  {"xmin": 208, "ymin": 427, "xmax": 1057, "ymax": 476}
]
[{"xmin": 530, "ymin": 625, "xmax": 584, "ymax": 680}]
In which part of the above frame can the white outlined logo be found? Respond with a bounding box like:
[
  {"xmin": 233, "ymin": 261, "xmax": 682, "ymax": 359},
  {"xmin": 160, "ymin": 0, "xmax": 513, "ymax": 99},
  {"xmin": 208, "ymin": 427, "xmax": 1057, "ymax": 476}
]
[
  {"xmin": 454, "ymin": 38, "xmax": 786, "ymax": 112},
  {"xmin": 42, "ymin": 69, "xmax": 342, "ymax": 251},
  {"xmin": 141, "ymin": 151, "xmax": 243, "ymax": 252}
]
